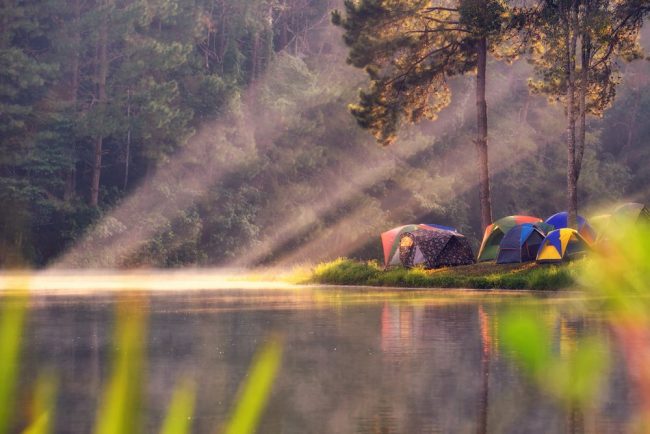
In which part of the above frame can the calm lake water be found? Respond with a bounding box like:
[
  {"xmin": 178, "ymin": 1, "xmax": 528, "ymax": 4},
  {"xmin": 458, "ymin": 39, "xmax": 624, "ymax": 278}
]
[{"xmin": 9, "ymin": 288, "xmax": 636, "ymax": 433}]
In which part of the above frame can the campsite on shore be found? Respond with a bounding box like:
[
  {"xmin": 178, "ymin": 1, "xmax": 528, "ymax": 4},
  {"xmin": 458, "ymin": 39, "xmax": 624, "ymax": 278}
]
[
  {"xmin": 3, "ymin": 0, "xmax": 650, "ymax": 433},
  {"xmin": 307, "ymin": 203, "xmax": 649, "ymax": 290}
]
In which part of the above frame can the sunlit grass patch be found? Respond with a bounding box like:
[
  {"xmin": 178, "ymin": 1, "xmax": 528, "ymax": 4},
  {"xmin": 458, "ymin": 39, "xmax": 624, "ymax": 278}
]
[
  {"xmin": 308, "ymin": 258, "xmax": 577, "ymax": 290},
  {"xmin": 311, "ymin": 257, "xmax": 382, "ymax": 285}
]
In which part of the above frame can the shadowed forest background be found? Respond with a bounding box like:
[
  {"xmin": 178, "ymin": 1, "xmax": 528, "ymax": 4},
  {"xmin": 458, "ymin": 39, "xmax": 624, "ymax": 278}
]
[{"xmin": 1, "ymin": 0, "xmax": 649, "ymax": 268}]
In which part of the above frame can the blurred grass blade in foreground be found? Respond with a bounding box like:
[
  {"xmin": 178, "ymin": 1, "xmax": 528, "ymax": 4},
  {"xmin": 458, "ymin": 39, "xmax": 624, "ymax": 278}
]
[
  {"xmin": 499, "ymin": 307, "xmax": 609, "ymax": 407},
  {"xmin": 160, "ymin": 378, "xmax": 196, "ymax": 434},
  {"xmin": 94, "ymin": 300, "xmax": 147, "ymax": 434},
  {"xmin": 0, "ymin": 275, "xmax": 28, "ymax": 434},
  {"xmin": 223, "ymin": 337, "xmax": 283, "ymax": 434},
  {"xmin": 22, "ymin": 374, "xmax": 58, "ymax": 434},
  {"xmin": 581, "ymin": 221, "xmax": 650, "ymax": 429}
]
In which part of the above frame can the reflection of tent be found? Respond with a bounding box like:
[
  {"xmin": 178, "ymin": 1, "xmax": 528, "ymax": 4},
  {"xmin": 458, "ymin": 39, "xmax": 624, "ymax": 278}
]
[
  {"xmin": 536, "ymin": 228, "xmax": 590, "ymax": 263},
  {"xmin": 477, "ymin": 215, "xmax": 543, "ymax": 262},
  {"xmin": 496, "ymin": 224, "xmax": 546, "ymax": 264},
  {"xmin": 399, "ymin": 229, "xmax": 474, "ymax": 269},
  {"xmin": 545, "ymin": 212, "xmax": 597, "ymax": 244},
  {"xmin": 611, "ymin": 202, "xmax": 650, "ymax": 224},
  {"xmin": 381, "ymin": 224, "xmax": 457, "ymax": 267}
]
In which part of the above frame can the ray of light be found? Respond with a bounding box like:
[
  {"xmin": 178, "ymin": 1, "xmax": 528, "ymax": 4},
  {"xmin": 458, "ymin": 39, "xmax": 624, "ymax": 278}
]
[
  {"xmin": 228, "ymin": 66, "xmax": 529, "ymax": 267},
  {"xmin": 269, "ymin": 109, "xmax": 558, "ymax": 267},
  {"xmin": 51, "ymin": 32, "xmax": 359, "ymax": 269}
]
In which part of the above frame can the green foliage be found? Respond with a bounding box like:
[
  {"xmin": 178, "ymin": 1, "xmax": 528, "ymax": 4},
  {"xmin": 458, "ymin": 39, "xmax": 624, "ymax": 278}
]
[
  {"xmin": 332, "ymin": 0, "xmax": 510, "ymax": 144},
  {"xmin": 527, "ymin": 264, "xmax": 575, "ymax": 290},
  {"xmin": 0, "ymin": 0, "xmax": 335, "ymax": 267},
  {"xmin": 312, "ymin": 257, "xmax": 382, "ymax": 285},
  {"xmin": 496, "ymin": 220, "xmax": 650, "ymax": 417},
  {"xmin": 527, "ymin": 0, "xmax": 645, "ymax": 116},
  {"xmin": 499, "ymin": 310, "xmax": 551, "ymax": 374},
  {"xmin": 581, "ymin": 221, "xmax": 650, "ymax": 315},
  {"xmin": 0, "ymin": 0, "xmax": 649, "ymax": 269},
  {"xmin": 499, "ymin": 309, "xmax": 609, "ymax": 406}
]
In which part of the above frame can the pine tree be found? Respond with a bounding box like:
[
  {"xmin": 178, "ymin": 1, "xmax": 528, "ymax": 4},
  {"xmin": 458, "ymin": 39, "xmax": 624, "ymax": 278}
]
[
  {"xmin": 526, "ymin": 0, "xmax": 648, "ymax": 227},
  {"xmin": 332, "ymin": 0, "xmax": 513, "ymax": 230},
  {"xmin": 0, "ymin": 0, "xmax": 57, "ymax": 263}
]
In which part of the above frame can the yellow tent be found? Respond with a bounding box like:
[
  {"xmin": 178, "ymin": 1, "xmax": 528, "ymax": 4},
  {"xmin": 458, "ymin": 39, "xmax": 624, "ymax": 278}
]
[{"xmin": 537, "ymin": 228, "xmax": 590, "ymax": 263}]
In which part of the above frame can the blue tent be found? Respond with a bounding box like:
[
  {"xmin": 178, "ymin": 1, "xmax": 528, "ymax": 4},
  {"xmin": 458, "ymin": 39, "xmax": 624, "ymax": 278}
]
[
  {"xmin": 496, "ymin": 224, "xmax": 546, "ymax": 264},
  {"xmin": 545, "ymin": 212, "xmax": 596, "ymax": 244}
]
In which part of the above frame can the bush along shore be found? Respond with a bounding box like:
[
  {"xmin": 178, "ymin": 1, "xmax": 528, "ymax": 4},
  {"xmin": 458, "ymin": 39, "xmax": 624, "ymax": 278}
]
[{"xmin": 307, "ymin": 258, "xmax": 577, "ymax": 290}]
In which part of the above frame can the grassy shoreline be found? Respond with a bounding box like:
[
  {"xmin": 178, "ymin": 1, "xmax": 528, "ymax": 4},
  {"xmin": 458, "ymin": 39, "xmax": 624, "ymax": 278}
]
[{"xmin": 305, "ymin": 258, "xmax": 577, "ymax": 290}]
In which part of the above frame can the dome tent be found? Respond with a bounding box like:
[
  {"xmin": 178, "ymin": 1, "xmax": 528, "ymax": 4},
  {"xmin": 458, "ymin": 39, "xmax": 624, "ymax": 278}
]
[
  {"xmin": 381, "ymin": 224, "xmax": 457, "ymax": 267},
  {"xmin": 477, "ymin": 215, "xmax": 543, "ymax": 262},
  {"xmin": 594, "ymin": 203, "xmax": 649, "ymax": 244},
  {"xmin": 536, "ymin": 228, "xmax": 591, "ymax": 263},
  {"xmin": 399, "ymin": 229, "xmax": 474, "ymax": 269},
  {"xmin": 545, "ymin": 212, "xmax": 597, "ymax": 244},
  {"xmin": 496, "ymin": 224, "xmax": 546, "ymax": 264},
  {"xmin": 611, "ymin": 202, "xmax": 650, "ymax": 224}
]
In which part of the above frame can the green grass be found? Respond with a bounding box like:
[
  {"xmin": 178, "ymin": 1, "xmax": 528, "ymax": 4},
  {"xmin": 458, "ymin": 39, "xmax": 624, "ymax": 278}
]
[{"xmin": 307, "ymin": 257, "xmax": 576, "ymax": 290}]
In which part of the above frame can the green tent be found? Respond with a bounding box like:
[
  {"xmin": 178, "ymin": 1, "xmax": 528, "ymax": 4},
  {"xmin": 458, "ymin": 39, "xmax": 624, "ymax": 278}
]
[
  {"xmin": 477, "ymin": 215, "xmax": 546, "ymax": 262},
  {"xmin": 611, "ymin": 202, "xmax": 650, "ymax": 225}
]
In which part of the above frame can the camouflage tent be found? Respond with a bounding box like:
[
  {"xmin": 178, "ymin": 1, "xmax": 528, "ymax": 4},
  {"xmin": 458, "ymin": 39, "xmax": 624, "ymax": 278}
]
[{"xmin": 398, "ymin": 229, "xmax": 474, "ymax": 269}]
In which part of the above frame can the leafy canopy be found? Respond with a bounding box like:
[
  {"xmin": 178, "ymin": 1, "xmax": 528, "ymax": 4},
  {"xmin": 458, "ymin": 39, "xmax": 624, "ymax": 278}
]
[{"xmin": 332, "ymin": 0, "xmax": 510, "ymax": 145}]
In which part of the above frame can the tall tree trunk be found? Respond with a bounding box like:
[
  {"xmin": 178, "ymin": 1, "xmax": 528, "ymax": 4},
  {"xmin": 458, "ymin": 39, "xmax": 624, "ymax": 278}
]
[
  {"xmin": 217, "ymin": 0, "xmax": 227, "ymax": 73},
  {"xmin": 623, "ymin": 94, "xmax": 640, "ymax": 164},
  {"xmin": 64, "ymin": 0, "xmax": 82, "ymax": 201},
  {"xmin": 475, "ymin": 36, "xmax": 492, "ymax": 231},
  {"xmin": 90, "ymin": 5, "xmax": 109, "ymax": 207},
  {"xmin": 575, "ymin": 6, "xmax": 590, "ymax": 185},
  {"xmin": 566, "ymin": 3, "xmax": 579, "ymax": 229},
  {"xmin": 251, "ymin": 32, "xmax": 260, "ymax": 81},
  {"xmin": 280, "ymin": 2, "xmax": 289, "ymax": 50},
  {"xmin": 123, "ymin": 88, "xmax": 131, "ymax": 190},
  {"xmin": 519, "ymin": 92, "xmax": 530, "ymax": 124}
]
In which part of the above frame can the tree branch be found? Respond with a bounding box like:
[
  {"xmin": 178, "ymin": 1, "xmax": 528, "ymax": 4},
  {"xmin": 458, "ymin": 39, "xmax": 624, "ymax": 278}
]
[{"xmin": 385, "ymin": 42, "xmax": 457, "ymax": 87}]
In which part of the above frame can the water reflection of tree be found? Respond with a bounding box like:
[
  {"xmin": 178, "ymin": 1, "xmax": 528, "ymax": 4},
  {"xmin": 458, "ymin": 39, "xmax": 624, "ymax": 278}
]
[
  {"xmin": 379, "ymin": 301, "xmax": 498, "ymax": 433},
  {"xmin": 477, "ymin": 305, "xmax": 491, "ymax": 434}
]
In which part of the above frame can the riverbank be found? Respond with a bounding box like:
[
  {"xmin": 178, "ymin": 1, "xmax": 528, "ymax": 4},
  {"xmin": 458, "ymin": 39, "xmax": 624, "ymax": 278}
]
[{"xmin": 305, "ymin": 258, "xmax": 577, "ymax": 290}]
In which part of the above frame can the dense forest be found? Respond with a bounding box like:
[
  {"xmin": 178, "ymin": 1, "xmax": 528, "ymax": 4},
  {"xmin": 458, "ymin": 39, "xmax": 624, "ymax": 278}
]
[{"xmin": 1, "ymin": 0, "xmax": 649, "ymax": 268}]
